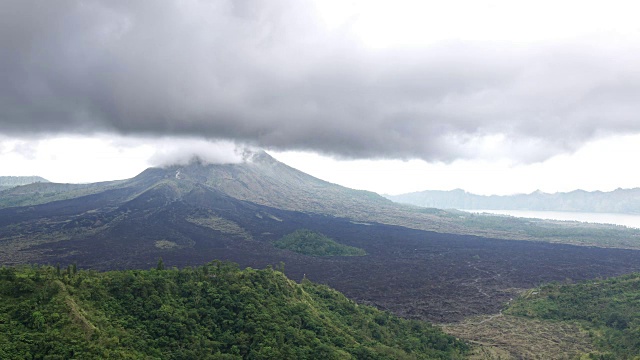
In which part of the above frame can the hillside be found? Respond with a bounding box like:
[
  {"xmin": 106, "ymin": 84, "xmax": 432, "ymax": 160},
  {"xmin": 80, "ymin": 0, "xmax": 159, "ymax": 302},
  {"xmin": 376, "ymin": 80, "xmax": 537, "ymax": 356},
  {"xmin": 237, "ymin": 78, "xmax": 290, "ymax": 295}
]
[
  {"xmin": 444, "ymin": 273, "xmax": 640, "ymax": 359},
  {"xmin": 175, "ymin": 151, "xmax": 394, "ymax": 217},
  {"xmin": 2, "ymin": 151, "xmax": 639, "ymax": 249},
  {"xmin": 0, "ymin": 262, "xmax": 468, "ymax": 359},
  {"xmin": 387, "ymin": 188, "xmax": 640, "ymax": 214},
  {"xmin": 0, "ymin": 176, "xmax": 49, "ymax": 191},
  {"xmin": 274, "ymin": 229, "xmax": 367, "ymax": 256},
  {"xmin": 505, "ymin": 273, "xmax": 640, "ymax": 359},
  {"xmin": 0, "ymin": 170, "xmax": 161, "ymax": 209},
  {"xmin": 0, "ymin": 152, "xmax": 391, "ymax": 215},
  {"xmin": 2, "ymin": 152, "xmax": 640, "ymax": 325}
]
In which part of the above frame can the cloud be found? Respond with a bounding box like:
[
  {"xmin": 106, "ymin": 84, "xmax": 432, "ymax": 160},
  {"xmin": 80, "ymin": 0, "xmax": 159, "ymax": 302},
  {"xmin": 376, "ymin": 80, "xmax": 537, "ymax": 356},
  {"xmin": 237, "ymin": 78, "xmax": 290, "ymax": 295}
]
[
  {"xmin": 148, "ymin": 138, "xmax": 243, "ymax": 167},
  {"xmin": 0, "ymin": 137, "xmax": 41, "ymax": 160},
  {"xmin": 1, "ymin": 0, "xmax": 640, "ymax": 163}
]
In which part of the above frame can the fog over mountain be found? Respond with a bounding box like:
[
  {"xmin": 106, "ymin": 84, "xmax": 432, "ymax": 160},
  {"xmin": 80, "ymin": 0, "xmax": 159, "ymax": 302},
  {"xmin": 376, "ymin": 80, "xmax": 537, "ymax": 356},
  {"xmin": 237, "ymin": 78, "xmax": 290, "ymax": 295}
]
[
  {"xmin": 2, "ymin": 0, "xmax": 640, "ymax": 165},
  {"xmin": 148, "ymin": 140, "xmax": 245, "ymax": 167}
]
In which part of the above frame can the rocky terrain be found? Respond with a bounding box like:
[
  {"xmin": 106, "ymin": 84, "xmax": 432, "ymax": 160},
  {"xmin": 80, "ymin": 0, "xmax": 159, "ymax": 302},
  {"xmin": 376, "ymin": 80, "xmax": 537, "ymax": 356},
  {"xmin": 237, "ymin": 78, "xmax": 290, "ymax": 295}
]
[{"xmin": 2, "ymin": 152, "xmax": 640, "ymax": 325}]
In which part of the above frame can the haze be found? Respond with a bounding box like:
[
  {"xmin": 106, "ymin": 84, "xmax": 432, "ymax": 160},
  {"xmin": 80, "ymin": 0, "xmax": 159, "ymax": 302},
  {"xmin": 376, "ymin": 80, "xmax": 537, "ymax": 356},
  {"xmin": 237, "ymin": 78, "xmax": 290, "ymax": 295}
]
[{"xmin": 1, "ymin": 0, "xmax": 640, "ymax": 195}]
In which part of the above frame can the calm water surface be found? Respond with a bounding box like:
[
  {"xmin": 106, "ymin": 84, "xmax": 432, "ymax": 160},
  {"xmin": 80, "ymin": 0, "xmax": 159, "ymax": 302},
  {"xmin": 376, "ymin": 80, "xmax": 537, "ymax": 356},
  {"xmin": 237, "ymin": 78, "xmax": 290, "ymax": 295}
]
[{"xmin": 460, "ymin": 209, "xmax": 640, "ymax": 229}]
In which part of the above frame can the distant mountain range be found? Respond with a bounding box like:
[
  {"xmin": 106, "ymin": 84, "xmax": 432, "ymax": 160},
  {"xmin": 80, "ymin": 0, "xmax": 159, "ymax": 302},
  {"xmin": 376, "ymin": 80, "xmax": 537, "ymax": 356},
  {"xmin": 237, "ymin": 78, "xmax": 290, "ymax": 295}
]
[
  {"xmin": 386, "ymin": 188, "xmax": 640, "ymax": 214},
  {"xmin": 0, "ymin": 176, "xmax": 49, "ymax": 191}
]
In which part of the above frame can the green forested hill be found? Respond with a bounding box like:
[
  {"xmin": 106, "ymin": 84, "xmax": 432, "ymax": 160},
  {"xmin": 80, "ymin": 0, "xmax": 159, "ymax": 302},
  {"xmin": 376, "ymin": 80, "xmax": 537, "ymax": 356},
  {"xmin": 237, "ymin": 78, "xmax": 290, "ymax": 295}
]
[
  {"xmin": 274, "ymin": 229, "xmax": 367, "ymax": 256},
  {"xmin": 0, "ymin": 262, "xmax": 468, "ymax": 359},
  {"xmin": 506, "ymin": 273, "xmax": 640, "ymax": 359}
]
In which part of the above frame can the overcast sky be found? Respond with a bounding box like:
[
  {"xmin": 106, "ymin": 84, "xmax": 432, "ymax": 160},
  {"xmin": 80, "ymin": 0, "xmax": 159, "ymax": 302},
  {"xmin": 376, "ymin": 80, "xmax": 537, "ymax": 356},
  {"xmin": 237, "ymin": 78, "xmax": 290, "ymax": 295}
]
[{"xmin": 1, "ymin": 0, "xmax": 640, "ymax": 195}]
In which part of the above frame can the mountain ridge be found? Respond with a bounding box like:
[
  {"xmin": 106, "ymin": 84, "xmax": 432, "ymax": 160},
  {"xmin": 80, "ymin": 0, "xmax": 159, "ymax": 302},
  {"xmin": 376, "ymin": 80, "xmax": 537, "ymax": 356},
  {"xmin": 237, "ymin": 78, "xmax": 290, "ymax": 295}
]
[
  {"xmin": 2, "ymin": 150, "xmax": 640, "ymax": 326},
  {"xmin": 2, "ymin": 151, "xmax": 640, "ymax": 249},
  {"xmin": 0, "ymin": 176, "xmax": 49, "ymax": 191},
  {"xmin": 0, "ymin": 151, "xmax": 392, "ymax": 213},
  {"xmin": 386, "ymin": 187, "xmax": 640, "ymax": 214}
]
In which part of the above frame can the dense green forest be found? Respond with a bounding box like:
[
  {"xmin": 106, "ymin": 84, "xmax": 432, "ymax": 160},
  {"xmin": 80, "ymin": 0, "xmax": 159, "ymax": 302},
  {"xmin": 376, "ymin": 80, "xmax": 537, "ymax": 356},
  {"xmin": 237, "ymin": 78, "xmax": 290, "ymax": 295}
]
[
  {"xmin": 506, "ymin": 273, "xmax": 640, "ymax": 359},
  {"xmin": 274, "ymin": 229, "xmax": 367, "ymax": 256},
  {"xmin": 0, "ymin": 261, "xmax": 467, "ymax": 359}
]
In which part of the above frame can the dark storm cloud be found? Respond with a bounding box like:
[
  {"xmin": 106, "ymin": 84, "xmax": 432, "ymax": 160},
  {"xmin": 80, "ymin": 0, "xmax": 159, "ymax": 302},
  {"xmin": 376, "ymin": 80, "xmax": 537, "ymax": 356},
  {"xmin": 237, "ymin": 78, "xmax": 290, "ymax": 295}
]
[{"xmin": 1, "ymin": 0, "xmax": 639, "ymax": 162}]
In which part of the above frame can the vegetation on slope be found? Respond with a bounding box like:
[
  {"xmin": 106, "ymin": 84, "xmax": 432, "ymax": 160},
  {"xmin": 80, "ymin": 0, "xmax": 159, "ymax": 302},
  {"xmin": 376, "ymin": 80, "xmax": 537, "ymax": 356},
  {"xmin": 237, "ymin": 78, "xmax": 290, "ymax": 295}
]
[
  {"xmin": 443, "ymin": 312, "xmax": 595, "ymax": 359},
  {"xmin": 425, "ymin": 208, "xmax": 640, "ymax": 249},
  {"xmin": 0, "ymin": 261, "xmax": 467, "ymax": 359},
  {"xmin": 506, "ymin": 273, "xmax": 640, "ymax": 359},
  {"xmin": 274, "ymin": 229, "xmax": 367, "ymax": 256},
  {"xmin": 186, "ymin": 215, "xmax": 253, "ymax": 240}
]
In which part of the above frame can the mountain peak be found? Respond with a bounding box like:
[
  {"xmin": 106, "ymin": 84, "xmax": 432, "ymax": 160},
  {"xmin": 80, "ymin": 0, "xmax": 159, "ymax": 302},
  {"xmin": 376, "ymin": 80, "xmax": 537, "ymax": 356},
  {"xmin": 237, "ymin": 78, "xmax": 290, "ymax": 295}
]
[
  {"xmin": 133, "ymin": 148, "xmax": 394, "ymax": 218},
  {"xmin": 241, "ymin": 149, "xmax": 276, "ymax": 164},
  {"xmin": 155, "ymin": 148, "xmax": 276, "ymax": 170}
]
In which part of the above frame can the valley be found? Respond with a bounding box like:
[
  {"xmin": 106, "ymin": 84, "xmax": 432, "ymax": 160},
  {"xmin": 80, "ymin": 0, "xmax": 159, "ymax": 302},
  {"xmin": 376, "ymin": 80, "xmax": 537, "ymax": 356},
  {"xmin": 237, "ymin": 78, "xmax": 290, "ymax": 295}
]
[
  {"xmin": 2, "ymin": 153, "xmax": 640, "ymax": 358},
  {"xmin": 12, "ymin": 206, "xmax": 640, "ymax": 324}
]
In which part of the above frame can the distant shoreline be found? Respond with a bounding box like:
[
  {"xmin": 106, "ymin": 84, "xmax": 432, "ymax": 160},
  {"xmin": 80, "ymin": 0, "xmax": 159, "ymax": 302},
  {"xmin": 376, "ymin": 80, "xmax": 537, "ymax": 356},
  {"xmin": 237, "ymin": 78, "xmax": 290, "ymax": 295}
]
[{"xmin": 460, "ymin": 209, "xmax": 640, "ymax": 229}]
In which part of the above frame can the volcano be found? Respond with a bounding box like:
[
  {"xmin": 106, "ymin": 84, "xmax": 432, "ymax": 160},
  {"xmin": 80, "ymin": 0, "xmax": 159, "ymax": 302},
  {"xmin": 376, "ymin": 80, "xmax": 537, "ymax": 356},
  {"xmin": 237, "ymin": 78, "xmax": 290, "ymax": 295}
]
[{"xmin": 2, "ymin": 151, "xmax": 640, "ymax": 322}]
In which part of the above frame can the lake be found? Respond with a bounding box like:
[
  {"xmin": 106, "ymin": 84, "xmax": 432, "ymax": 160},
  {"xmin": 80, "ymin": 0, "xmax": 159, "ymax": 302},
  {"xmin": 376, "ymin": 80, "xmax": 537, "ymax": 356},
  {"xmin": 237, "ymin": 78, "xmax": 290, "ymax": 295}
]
[{"xmin": 460, "ymin": 209, "xmax": 640, "ymax": 229}]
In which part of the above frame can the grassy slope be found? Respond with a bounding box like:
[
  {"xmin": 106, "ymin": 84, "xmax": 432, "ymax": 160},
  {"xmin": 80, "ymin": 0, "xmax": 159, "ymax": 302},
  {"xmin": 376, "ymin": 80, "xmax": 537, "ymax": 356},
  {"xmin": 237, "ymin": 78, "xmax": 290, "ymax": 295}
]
[
  {"xmin": 0, "ymin": 182, "xmax": 119, "ymax": 208},
  {"xmin": 0, "ymin": 262, "xmax": 468, "ymax": 359},
  {"xmin": 417, "ymin": 208, "xmax": 640, "ymax": 250},
  {"xmin": 443, "ymin": 313, "xmax": 594, "ymax": 359},
  {"xmin": 445, "ymin": 273, "xmax": 640, "ymax": 359},
  {"xmin": 505, "ymin": 273, "xmax": 640, "ymax": 359}
]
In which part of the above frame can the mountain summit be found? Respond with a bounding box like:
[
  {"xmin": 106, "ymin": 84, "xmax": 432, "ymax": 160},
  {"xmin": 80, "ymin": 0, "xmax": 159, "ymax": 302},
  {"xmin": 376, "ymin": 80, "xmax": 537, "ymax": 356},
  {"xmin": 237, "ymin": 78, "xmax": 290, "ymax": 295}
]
[
  {"xmin": 0, "ymin": 151, "xmax": 392, "ymax": 217},
  {"xmin": 158, "ymin": 150, "xmax": 393, "ymax": 217}
]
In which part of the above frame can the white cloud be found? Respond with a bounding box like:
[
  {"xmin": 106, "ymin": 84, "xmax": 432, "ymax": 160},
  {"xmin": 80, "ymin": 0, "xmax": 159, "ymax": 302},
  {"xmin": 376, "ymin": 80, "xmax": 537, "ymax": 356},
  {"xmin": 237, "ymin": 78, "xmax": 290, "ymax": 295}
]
[
  {"xmin": 0, "ymin": 135, "xmax": 248, "ymax": 184},
  {"xmin": 1, "ymin": 1, "xmax": 639, "ymax": 195},
  {"xmin": 147, "ymin": 138, "xmax": 243, "ymax": 167},
  {"xmin": 271, "ymin": 134, "xmax": 640, "ymax": 195},
  {"xmin": 2, "ymin": 0, "xmax": 640, "ymax": 164}
]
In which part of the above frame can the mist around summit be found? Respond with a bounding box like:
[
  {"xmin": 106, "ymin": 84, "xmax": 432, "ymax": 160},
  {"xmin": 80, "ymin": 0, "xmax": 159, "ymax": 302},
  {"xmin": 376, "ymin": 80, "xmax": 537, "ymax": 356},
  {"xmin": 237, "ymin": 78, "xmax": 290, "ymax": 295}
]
[
  {"xmin": 147, "ymin": 139, "xmax": 245, "ymax": 167},
  {"xmin": 3, "ymin": 0, "xmax": 640, "ymax": 165}
]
